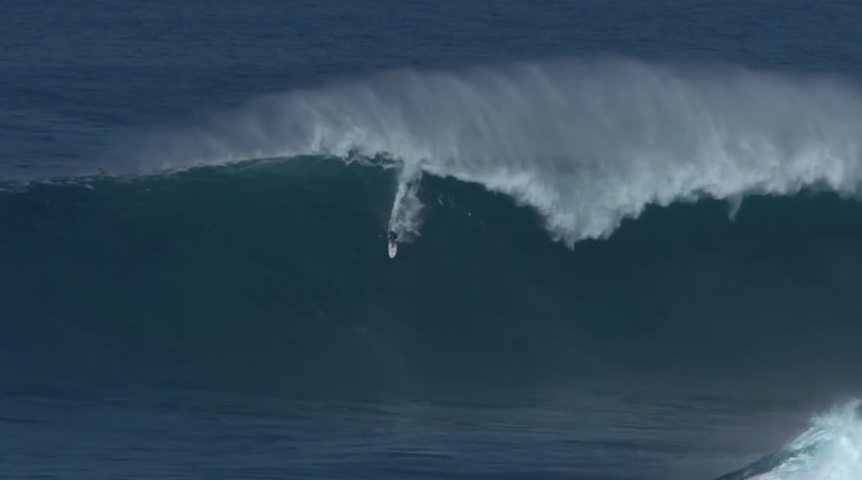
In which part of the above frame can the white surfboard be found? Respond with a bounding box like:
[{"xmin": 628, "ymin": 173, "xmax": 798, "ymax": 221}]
[{"xmin": 388, "ymin": 240, "xmax": 398, "ymax": 259}]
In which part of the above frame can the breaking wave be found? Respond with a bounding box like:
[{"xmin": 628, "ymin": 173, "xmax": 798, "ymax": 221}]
[
  {"xmin": 717, "ymin": 400, "xmax": 862, "ymax": 480},
  {"xmin": 101, "ymin": 57, "xmax": 862, "ymax": 247}
]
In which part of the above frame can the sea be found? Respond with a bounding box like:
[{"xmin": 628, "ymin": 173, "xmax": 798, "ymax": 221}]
[{"xmin": 2, "ymin": 1, "xmax": 862, "ymax": 479}]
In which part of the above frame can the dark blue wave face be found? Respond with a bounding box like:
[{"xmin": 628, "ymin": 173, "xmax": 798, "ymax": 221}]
[
  {"xmin": 2, "ymin": 159, "xmax": 861, "ymax": 399},
  {"xmin": 2, "ymin": 159, "xmax": 862, "ymax": 480}
]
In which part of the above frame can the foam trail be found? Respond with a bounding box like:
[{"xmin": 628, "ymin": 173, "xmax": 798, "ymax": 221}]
[
  {"xmin": 719, "ymin": 400, "xmax": 862, "ymax": 480},
  {"xmin": 119, "ymin": 57, "xmax": 862, "ymax": 246},
  {"xmin": 388, "ymin": 163, "xmax": 423, "ymax": 242}
]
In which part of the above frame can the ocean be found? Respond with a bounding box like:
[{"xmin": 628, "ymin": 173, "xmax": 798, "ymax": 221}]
[{"xmin": 2, "ymin": 1, "xmax": 862, "ymax": 479}]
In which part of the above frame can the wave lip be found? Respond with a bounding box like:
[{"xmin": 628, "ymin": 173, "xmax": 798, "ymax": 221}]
[
  {"xmin": 113, "ymin": 58, "xmax": 862, "ymax": 247},
  {"xmin": 717, "ymin": 400, "xmax": 862, "ymax": 480}
]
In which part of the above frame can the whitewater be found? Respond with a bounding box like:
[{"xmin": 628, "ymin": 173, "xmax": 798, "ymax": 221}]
[
  {"xmin": 719, "ymin": 400, "xmax": 862, "ymax": 480},
  {"xmin": 101, "ymin": 57, "xmax": 862, "ymax": 246}
]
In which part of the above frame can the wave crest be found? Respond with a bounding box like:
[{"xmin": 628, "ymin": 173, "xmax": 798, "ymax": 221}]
[{"xmin": 121, "ymin": 58, "xmax": 862, "ymax": 246}]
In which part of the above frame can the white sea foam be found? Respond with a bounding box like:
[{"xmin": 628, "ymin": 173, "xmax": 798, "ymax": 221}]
[
  {"xmin": 123, "ymin": 58, "xmax": 862, "ymax": 246},
  {"xmin": 388, "ymin": 161, "xmax": 423, "ymax": 242},
  {"xmin": 741, "ymin": 400, "xmax": 862, "ymax": 480}
]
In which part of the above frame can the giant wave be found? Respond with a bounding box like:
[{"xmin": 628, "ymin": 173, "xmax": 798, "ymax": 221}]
[
  {"xmin": 4, "ymin": 58, "xmax": 862, "ymax": 480},
  {"xmin": 3, "ymin": 146, "xmax": 862, "ymax": 480},
  {"xmin": 98, "ymin": 56, "xmax": 862, "ymax": 248}
]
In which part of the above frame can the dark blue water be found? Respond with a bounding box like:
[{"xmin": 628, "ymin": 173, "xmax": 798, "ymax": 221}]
[{"xmin": 3, "ymin": 1, "xmax": 862, "ymax": 479}]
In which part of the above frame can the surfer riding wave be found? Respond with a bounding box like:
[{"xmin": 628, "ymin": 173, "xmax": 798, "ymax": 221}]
[{"xmin": 387, "ymin": 230, "xmax": 399, "ymax": 259}]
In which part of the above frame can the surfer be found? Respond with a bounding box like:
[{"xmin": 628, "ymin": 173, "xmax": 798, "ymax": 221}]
[{"xmin": 387, "ymin": 230, "xmax": 399, "ymax": 259}]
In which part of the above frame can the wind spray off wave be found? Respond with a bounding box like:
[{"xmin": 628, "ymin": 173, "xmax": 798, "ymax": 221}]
[{"xmin": 124, "ymin": 57, "xmax": 862, "ymax": 246}]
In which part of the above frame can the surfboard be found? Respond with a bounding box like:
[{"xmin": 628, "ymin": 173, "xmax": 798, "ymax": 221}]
[{"xmin": 388, "ymin": 240, "xmax": 398, "ymax": 259}]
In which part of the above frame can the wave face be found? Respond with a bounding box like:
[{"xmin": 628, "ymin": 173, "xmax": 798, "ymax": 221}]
[
  {"xmin": 4, "ymin": 156, "xmax": 862, "ymax": 401},
  {"xmin": 110, "ymin": 58, "xmax": 862, "ymax": 247},
  {"xmin": 716, "ymin": 400, "xmax": 862, "ymax": 480}
]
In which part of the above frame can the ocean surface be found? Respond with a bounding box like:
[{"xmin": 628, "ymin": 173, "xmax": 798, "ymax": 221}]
[{"xmin": 3, "ymin": 1, "xmax": 862, "ymax": 479}]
